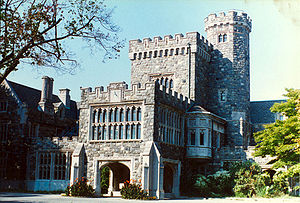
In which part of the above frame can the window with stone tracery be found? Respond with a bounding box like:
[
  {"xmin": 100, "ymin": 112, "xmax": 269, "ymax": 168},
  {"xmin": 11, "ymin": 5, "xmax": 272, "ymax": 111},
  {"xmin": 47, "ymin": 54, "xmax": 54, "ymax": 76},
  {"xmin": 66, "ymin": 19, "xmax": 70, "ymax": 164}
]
[
  {"xmin": 38, "ymin": 152, "xmax": 70, "ymax": 180},
  {"xmin": 158, "ymin": 107, "xmax": 183, "ymax": 145},
  {"xmin": 91, "ymin": 106, "xmax": 142, "ymax": 141}
]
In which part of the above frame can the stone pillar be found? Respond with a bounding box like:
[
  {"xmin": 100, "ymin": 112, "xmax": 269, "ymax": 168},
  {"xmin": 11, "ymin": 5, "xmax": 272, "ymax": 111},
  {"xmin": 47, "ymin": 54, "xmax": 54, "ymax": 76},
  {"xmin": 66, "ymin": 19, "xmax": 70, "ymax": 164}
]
[
  {"xmin": 108, "ymin": 168, "xmax": 114, "ymax": 196},
  {"xmin": 94, "ymin": 161, "xmax": 101, "ymax": 196},
  {"xmin": 39, "ymin": 76, "xmax": 54, "ymax": 114},
  {"xmin": 174, "ymin": 162, "xmax": 181, "ymax": 197}
]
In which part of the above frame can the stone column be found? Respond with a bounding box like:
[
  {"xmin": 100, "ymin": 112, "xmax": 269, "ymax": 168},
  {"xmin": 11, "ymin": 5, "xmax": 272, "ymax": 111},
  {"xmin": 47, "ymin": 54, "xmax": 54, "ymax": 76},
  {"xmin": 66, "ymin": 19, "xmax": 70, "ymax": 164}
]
[
  {"xmin": 108, "ymin": 168, "xmax": 114, "ymax": 195},
  {"xmin": 174, "ymin": 162, "xmax": 181, "ymax": 197}
]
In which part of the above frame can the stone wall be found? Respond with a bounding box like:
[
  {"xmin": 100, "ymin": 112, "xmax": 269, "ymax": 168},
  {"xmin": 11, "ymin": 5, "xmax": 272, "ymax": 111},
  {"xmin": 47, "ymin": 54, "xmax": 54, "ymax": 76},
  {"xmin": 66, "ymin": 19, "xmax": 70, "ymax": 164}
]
[
  {"xmin": 204, "ymin": 11, "xmax": 252, "ymax": 147},
  {"xmin": 129, "ymin": 32, "xmax": 212, "ymax": 105}
]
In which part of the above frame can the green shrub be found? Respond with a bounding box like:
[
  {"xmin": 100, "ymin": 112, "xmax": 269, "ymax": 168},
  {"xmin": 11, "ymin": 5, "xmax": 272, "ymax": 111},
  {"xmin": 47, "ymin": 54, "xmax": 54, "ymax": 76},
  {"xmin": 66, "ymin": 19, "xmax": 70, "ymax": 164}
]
[
  {"xmin": 192, "ymin": 174, "xmax": 210, "ymax": 197},
  {"xmin": 207, "ymin": 170, "xmax": 233, "ymax": 196},
  {"xmin": 101, "ymin": 166, "xmax": 109, "ymax": 194},
  {"xmin": 233, "ymin": 161, "xmax": 271, "ymax": 197},
  {"xmin": 120, "ymin": 181, "xmax": 148, "ymax": 200},
  {"xmin": 65, "ymin": 177, "xmax": 94, "ymax": 197}
]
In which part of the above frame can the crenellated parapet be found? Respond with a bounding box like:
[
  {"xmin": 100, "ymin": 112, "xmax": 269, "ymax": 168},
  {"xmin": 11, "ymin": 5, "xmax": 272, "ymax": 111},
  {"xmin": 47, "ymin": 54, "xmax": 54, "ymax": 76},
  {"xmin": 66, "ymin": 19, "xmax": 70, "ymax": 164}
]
[
  {"xmin": 129, "ymin": 32, "xmax": 213, "ymax": 63},
  {"xmin": 155, "ymin": 83, "xmax": 193, "ymax": 110},
  {"xmin": 204, "ymin": 10, "xmax": 252, "ymax": 32}
]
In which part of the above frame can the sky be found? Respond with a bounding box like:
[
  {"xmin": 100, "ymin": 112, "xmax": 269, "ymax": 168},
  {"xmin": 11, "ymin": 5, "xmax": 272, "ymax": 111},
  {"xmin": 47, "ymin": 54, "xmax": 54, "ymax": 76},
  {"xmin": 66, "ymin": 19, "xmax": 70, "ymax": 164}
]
[{"xmin": 7, "ymin": 0, "xmax": 300, "ymax": 102}]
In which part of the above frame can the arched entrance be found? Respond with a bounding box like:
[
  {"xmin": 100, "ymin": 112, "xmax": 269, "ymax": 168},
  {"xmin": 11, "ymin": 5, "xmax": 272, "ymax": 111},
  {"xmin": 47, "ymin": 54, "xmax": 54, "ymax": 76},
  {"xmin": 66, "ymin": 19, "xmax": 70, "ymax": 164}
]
[
  {"xmin": 163, "ymin": 164, "xmax": 174, "ymax": 194},
  {"xmin": 100, "ymin": 162, "xmax": 130, "ymax": 196}
]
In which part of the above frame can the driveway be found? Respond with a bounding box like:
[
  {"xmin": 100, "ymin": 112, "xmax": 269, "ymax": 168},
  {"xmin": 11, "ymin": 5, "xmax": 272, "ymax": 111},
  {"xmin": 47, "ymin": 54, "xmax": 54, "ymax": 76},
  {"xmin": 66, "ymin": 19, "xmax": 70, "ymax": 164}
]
[{"xmin": 0, "ymin": 192, "xmax": 299, "ymax": 203}]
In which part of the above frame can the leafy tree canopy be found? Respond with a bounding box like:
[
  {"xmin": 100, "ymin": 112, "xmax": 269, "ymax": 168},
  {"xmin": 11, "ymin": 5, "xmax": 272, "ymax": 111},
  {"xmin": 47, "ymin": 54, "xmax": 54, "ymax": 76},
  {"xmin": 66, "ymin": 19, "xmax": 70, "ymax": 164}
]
[
  {"xmin": 254, "ymin": 88, "xmax": 300, "ymax": 168},
  {"xmin": 0, "ymin": 0, "xmax": 124, "ymax": 83}
]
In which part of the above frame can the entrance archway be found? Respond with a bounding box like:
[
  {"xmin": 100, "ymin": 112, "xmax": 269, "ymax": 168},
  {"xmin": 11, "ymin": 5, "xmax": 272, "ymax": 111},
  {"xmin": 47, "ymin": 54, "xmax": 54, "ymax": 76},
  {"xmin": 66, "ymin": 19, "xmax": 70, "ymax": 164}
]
[
  {"xmin": 100, "ymin": 162, "xmax": 130, "ymax": 195},
  {"xmin": 163, "ymin": 164, "xmax": 174, "ymax": 193}
]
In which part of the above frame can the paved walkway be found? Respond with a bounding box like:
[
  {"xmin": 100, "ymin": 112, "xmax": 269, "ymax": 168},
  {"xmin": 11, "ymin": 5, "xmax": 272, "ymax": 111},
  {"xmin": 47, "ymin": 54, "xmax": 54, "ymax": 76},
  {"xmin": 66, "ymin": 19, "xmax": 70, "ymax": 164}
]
[{"xmin": 0, "ymin": 192, "xmax": 299, "ymax": 203}]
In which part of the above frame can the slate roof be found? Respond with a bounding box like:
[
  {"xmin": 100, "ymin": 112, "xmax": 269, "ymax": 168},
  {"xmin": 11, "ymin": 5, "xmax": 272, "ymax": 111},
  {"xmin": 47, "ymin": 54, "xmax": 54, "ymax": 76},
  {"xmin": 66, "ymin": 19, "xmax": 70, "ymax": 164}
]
[
  {"xmin": 6, "ymin": 80, "xmax": 78, "ymax": 120},
  {"xmin": 250, "ymin": 100, "xmax": 286, "ymax": 124},
  {"xmin": 187, "ymin": 104, "xmax": 210, "ymax": 113}
]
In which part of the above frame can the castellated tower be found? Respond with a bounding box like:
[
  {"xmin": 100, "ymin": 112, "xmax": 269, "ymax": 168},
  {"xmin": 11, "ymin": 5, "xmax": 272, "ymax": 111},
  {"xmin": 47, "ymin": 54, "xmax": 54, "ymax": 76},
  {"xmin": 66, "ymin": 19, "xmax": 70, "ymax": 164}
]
[
  {"xmin": 129, "ymin": 32, "xmax": 213, "ymax": 107},
  {"xmin": 204, "ymin": 11, "xmax": 252, "ymax": 147}
]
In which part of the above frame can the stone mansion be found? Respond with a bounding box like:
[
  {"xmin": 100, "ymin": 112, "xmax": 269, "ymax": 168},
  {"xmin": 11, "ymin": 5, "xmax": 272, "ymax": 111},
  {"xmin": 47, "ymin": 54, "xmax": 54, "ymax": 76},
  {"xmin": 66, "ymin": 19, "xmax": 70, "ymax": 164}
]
[{"xmin": 0, "ymin": 11, "xmax": 285, "ymax": 199}]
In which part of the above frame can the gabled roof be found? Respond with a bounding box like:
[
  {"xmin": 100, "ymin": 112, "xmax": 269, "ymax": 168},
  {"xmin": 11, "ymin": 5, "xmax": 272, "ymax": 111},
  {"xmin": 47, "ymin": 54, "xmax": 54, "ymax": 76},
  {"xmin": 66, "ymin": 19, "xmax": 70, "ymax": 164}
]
[
  {"xmin": 250, "ymin": 100, "xmax": 286, "ymax": 124},
  {"xmin": 5, "ymin": 80, "xmax": 78, "ymax": 120}
]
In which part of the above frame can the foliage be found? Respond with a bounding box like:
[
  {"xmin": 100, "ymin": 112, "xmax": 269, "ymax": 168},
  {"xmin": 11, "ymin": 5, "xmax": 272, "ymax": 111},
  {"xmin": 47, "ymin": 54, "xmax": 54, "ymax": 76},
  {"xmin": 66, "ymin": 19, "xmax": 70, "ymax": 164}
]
[
  {"xmin": 207, "ymin": 170, "xmax": 233, "ymax": 196},
  {"xmin": 254, "ymin": 88, "xmax": 300, "ymax": 169},
  {"xmin": 120, "ymin": 180, "xmax": 148, "ymax": 200},
  {"xmin": 191, "ymin": 174, "xmax": 210, "ymax": 197},
  {"xmin": 65, "ymin": 177, "xmax": 94, "ymax": 197},
  {"xmin": 100, "ymin": 166, "xmax": 109, "ymax": 194},
  {"xmin": 233, "ymin": 162, "xmax": 271, "ymax": 197},
  {"xmin": 0, "ymin": 0, "xmax": 124, "ymax": 83}
]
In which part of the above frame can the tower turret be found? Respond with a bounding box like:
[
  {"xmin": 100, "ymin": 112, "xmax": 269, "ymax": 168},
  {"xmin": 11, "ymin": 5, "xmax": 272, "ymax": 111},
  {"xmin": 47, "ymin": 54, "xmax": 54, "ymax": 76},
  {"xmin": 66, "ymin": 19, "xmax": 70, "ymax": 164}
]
[{"xmin": 204, "ymin": 11, "xmax": 252, "ymax": 147}]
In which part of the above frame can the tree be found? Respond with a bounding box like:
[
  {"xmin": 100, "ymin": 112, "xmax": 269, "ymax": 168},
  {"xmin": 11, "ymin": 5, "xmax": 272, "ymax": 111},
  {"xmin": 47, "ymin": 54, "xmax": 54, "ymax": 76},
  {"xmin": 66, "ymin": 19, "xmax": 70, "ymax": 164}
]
[
  {"xmin": 0, "ymin": 0, "xmax": 124, "ymax": 83},
  {"xmin": 254, "ymin": 88, "xmax": 300, "ymax": 169}
]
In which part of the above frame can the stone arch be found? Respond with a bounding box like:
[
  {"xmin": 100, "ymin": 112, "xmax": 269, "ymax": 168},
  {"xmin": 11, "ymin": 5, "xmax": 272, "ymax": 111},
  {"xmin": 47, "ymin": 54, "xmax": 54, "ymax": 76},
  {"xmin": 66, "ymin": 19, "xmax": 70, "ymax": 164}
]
[{"xmin": 97, "ymin": 161, "xmax": 131, "ymax": 196}]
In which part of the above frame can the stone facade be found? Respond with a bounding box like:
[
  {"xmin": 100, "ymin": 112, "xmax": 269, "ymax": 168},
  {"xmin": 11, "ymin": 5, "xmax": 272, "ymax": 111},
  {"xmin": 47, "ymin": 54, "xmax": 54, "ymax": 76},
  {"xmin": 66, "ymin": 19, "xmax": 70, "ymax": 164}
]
[{"xmin": 0, "ymin": 10, "xmax": 284, "ymax": 199}]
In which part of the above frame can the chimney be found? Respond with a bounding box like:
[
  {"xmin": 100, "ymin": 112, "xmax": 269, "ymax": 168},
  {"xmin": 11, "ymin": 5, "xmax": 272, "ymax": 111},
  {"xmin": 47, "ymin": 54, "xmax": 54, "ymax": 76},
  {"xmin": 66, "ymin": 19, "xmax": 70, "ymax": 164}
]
[
  {"xmin": 59, "ymin": 88, "xmax": 70, "ymax": 109},
  {"xmin": 39, "ymin": 76, "xmax": 54, "ymax": 114}
]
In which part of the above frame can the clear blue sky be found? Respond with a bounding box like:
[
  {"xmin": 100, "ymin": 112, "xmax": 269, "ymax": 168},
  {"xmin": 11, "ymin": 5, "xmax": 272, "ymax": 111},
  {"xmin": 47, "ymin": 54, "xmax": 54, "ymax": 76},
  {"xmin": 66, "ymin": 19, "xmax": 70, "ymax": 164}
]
[{"xmin": 8, "ymin": 0, "xmax": 300, "ymax": 102}]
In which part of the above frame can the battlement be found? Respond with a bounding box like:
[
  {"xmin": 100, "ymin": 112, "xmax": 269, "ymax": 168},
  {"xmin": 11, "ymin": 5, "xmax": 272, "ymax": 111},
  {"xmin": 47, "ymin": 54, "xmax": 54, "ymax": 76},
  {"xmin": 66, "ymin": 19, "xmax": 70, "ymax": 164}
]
[
  {"xmin": 156, "ymin": 83, "xmax": 193, "ymax": 109},
  {"xmin": 204, "ymin": 10, "xmax": 252, "ymax": 32},
  {"xmin": 129, "ymin": 32, "xmax": 212, "ymax": 62}
]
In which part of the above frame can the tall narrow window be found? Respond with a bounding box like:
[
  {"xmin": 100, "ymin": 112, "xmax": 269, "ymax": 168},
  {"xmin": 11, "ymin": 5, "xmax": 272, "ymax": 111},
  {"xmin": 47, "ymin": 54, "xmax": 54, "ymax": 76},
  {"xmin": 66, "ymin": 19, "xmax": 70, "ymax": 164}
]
[
  {"xmin": 170, "ymin": 49, "xmax": 174, "ymax": 56},
  {"xmin": 137, "ymin": 108, "xmax": 141, "ymax": 121},
  {"xmin": 131, "ymin": 124, "xmax": 136, "ymax": 139},
  {"xmin": 126, "ymin": 124, "xmax": 130, "ymax": 139},
  {"xmin": 164, "ymin": 49, "xmax": 168, "ymax": 56},
  {"xmin": 0, "ymin": 101, "xmax": 7, "ymax": 112},
  {"xmin": 114, "ymin": 125, "xmax": 118, "ymax": 139},
  {"xmin": 93, "ymin": 110, "xmax": 97, "ymax": 123},
  {"xmin": 114, "ymin": 108, "xmax": 119, "ymax": 122},
  {"xmin": 108, "ymin": 126, "xmax": 112, "ymax": 140},
  {"xmin": 181, "ymin": 47, "xmax": 185, "ymax": 55},
  {"xmin": 170, "ymin": 79, "xmax": 173, "ymax": 88},
  {"xmin": 98, "ymin": 109, "xmax": 102, "ymax": 123},
  {"xmin": 159, "ymin": 50, "xmax": 163, "ymax": 57},
  {"xmin": 137, "ymin": 124, "xmax": 141, "ymax": 139},
  {"xmin": 200, "ymin": 131, "xmax": 204, "ymax": 145},
  {"xmin": 120, "ymin": 109, "xmax": 124, "ymax": 122},
  {"xmin": 92, "ymin": 126, "xmax": 96, "ymax": 140},
  {"xmin": 138, "ymin": 52, "xmax": 142, "ymax": 59},
  {"xmin": 132, "ymin": 107, "xmax": 137, "ymax": 121},
  {"xmin": 0, "ymin": 124, "xmax": 8, "ymax": 143},
  {"xmin": 223, "ymin": 34, "xmax": 227, "ymax": 42},
  {"xmin": 109, "ymin": 109, "xmax": 113, "ymax": 122},
  {"xmin": 161, "ymin": 78, "xmax": 164, "ymax": 85},
  {"xmin": 175, "ymin": 48, "xmax": 179, "ymax": 55},
  {"xmin": 97, "ymin": 126, "xmax": 102, "ymax": 140},
  {"xmin": 39, "ymin": 153, "xmax": 51, "ymax": 179},
  {"xmin": 119, "ymin": 125, "xmax": 124, "ymax": 139},
  {"xmin": 154, "ymin": 50, "xmax": 157, "ymax": 58},
  {"xmin": 218, "ymin": 34, "xmax": 222, "ymax": 43},
  {"xmin": 165, "ymin": 78, "xmax": 169, "ymax": 88},
  {"xmin": 190, "ymin": 130, "xmax": 196, "ymax": 145},
  {"xmin": 54, "ymin": 153, "xmax": 66, "ymax": 180},
  {"xmin": 102, "ymin": 125, "xmax": 106, "ymax": 140},
  {"xmin": 126, "ymin": 108, "xmax": 131, "ymax": 121},
  {"xmin": 103, "ymin": 110, "xmax": 107, "ymax": 122}
]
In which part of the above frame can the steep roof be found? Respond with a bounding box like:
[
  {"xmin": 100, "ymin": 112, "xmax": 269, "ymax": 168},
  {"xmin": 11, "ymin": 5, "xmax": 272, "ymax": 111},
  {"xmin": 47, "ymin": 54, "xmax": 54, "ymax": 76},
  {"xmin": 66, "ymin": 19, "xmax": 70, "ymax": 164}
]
[
  {"xmin": 6, "ymin": 80, "xmax": 78, "ymax": 120},
  {"xmin": 250, "ymin": 100, "xmax": 286, "ymax": 124}
]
